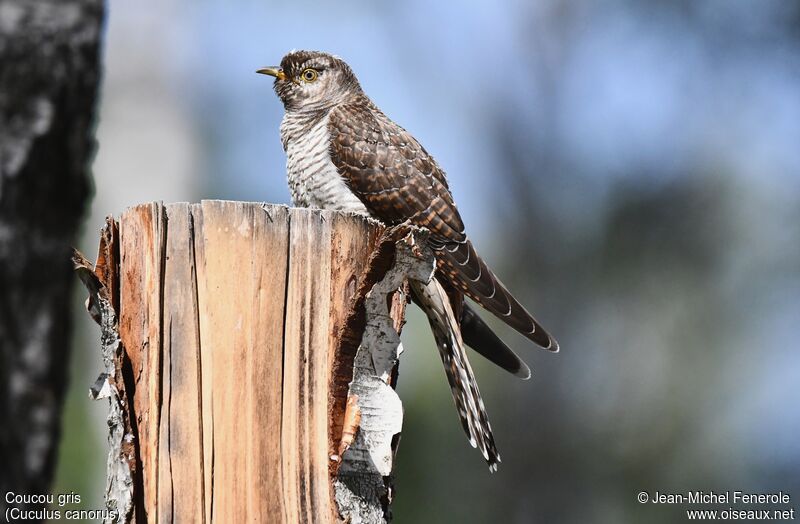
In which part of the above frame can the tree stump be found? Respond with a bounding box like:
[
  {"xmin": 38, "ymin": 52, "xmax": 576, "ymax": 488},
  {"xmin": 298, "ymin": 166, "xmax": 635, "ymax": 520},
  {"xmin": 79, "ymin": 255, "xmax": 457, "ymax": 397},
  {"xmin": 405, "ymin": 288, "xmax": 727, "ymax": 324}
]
[{"xmin": 74, "ymin": 200, "xmax": 435, "ymax": 523}]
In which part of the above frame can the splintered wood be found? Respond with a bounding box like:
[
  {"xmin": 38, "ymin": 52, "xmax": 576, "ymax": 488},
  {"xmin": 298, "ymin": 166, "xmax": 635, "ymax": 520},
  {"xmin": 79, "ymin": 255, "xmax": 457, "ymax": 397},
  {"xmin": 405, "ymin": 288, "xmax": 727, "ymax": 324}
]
[{"xmin": 80, "ymin": 201, "xmax": 430, "ymax": 524}]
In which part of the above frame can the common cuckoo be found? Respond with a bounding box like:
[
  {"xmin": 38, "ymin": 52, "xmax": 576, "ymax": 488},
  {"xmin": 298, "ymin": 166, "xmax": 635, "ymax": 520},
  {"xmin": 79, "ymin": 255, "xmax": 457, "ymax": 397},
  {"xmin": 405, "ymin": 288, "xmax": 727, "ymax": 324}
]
[{"xmin": 258, "ymin": 50, "xmax": 558, "ymax": 470}]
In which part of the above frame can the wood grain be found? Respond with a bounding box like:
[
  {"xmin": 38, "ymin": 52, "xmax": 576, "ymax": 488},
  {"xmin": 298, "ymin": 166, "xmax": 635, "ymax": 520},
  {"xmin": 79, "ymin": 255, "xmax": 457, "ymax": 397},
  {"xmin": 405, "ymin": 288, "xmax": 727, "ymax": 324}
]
[
  {"xmin": 119, "ymin": 202, "xmax": 166, "ymax": 522},
  {"xmin": 246, "ymin": 204, "xmax": 290, "ymax": 522},
  {"xmin": 160, "ymin": 203, "xmax": 204, "ymax": 522},
  {"xmin": 327, "ymin": 214, "xmax": 384, "ymax": 472},
  {"xmin": 109, "ymin": 201, "xmax": 404, "ymax": 523},
  {"xmin": 282, "ymin": 208, "xmax": 334, "ymax": 523}
]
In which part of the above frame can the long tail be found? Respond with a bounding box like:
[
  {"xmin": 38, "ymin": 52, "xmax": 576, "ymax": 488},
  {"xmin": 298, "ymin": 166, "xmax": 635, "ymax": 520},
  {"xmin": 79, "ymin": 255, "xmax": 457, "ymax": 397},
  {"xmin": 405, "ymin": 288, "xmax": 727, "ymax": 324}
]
[
  {"xmin": 437, "ymin": 239, "xmax": 559, "ymax": 352},
  {"xmin": 460, "ymin": 302, "xmax": 531, "ymax": 379},
  {"xmin": 410, "ymin": 278, "xmax": 500, "ymax": 471}
]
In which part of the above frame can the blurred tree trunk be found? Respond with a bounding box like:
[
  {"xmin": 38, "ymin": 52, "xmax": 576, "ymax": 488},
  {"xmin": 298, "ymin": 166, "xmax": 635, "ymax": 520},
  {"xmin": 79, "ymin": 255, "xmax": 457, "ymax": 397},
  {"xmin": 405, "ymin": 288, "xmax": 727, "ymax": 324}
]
[{"xmin": 0, "ymin": 0, "xmax": 105, "ymax": 516}]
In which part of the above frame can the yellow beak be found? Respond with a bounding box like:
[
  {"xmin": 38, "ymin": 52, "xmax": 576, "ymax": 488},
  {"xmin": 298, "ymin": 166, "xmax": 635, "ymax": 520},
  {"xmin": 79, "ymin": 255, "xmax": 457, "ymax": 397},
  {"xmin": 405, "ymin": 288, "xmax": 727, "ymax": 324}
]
[{"xmin": 256, "ymin": 67, "xmax": 286, "ymax": 81}]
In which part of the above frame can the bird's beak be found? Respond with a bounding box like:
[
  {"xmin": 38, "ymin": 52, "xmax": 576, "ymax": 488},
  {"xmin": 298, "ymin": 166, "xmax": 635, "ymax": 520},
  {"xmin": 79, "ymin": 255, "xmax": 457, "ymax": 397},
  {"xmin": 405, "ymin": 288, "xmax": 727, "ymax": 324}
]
[{"xmin": 256, "ymin": 67, "xmax": 286, "ymax": 81}]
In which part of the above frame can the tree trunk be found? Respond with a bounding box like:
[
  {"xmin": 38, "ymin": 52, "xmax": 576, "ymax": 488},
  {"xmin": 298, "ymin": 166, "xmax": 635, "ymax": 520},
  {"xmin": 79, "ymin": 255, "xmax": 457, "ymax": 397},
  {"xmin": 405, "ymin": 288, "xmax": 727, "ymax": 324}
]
[
  {"xmin": 74, "ymin": 201, "xmax": 434, "ymax": 523},
  {"xmin": 0, "ymin": 0, "xmax": 104, "ymax": 518}
]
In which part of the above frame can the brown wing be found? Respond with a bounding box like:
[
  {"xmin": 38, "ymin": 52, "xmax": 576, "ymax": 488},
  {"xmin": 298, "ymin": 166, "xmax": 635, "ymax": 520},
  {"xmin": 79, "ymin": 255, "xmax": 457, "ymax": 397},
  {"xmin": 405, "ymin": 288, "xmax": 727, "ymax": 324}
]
[
  {"xmin": 328, "ymin": 100, "xmax": 465, "ymax": 247},
  {"xmin": 328, "ymin": 100, "xmax": 558, "ymax": 352}
]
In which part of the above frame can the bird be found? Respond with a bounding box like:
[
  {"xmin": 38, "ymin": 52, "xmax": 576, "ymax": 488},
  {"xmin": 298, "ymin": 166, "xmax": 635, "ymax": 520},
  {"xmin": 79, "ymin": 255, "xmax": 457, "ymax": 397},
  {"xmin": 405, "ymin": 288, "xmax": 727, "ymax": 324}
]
[{"xmin": 258, "ymin": 50, "xmax": 558, "ymax": 471}]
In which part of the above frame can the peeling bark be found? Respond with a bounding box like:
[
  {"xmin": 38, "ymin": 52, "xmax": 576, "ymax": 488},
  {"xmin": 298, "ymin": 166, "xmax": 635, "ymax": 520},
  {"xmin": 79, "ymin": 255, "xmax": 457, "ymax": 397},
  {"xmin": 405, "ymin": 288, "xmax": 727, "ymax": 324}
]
[
  {"xmin": 334, "ymin": 228, "xmax": 435, "ymax": 524},
  {"xmin": 73, "ymin": 228, "xmax": 134, "ymax": 523}
]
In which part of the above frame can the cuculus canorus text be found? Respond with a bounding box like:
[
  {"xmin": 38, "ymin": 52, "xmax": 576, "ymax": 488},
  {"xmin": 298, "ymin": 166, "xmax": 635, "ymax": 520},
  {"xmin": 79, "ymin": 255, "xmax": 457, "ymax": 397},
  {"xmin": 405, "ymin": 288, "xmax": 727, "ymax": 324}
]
[{"xmin": 258, "ymin": 50, "xmax": 558, "ymax": 470}]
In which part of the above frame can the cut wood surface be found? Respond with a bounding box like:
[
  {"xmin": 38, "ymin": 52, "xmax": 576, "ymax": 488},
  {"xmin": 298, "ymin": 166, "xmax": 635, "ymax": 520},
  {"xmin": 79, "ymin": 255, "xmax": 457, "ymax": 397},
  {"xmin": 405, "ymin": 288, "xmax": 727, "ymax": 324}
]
[{"xmin": 77, "ymin": 200, "xmax": 433, "ymax": 523}]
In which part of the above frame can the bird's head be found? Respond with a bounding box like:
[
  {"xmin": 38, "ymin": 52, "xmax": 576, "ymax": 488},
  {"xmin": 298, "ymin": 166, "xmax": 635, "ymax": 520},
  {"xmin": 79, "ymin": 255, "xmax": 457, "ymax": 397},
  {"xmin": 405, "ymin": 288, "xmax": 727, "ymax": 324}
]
[{"xmin": 257, "ymin": 50, "xmax": 362, "ymax": 112}]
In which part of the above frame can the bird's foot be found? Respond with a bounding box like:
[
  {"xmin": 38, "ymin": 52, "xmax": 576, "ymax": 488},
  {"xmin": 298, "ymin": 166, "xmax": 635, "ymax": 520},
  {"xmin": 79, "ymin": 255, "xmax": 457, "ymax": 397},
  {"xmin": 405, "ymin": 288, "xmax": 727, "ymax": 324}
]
[{"xmin": 383, "ymin": 221, "xmax": 428, "ymax": 258}]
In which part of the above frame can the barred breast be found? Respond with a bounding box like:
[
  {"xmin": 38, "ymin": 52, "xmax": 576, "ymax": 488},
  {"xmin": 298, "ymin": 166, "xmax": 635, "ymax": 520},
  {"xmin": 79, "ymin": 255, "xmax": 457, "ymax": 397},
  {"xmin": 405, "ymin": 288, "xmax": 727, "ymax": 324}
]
[{"xmin": 280, "ymin": 110, "xmax": 369, "ymax": 215}]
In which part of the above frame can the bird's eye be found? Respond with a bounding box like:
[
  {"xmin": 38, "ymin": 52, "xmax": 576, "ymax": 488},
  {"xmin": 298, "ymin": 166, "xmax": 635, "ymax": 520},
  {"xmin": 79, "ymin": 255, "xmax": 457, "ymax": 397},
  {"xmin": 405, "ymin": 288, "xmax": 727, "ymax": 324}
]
[{"xmin": 301, "ymin": 68, "xmax": 318, "ymax": 82}]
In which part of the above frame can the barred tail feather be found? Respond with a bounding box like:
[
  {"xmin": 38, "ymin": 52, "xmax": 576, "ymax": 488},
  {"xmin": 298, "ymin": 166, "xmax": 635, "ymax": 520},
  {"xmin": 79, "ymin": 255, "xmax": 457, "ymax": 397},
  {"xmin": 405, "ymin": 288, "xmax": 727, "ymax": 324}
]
[
  {"xmin": 410, "ymin": 278, "xmax": 501, "ymax": 471},
  {"xmin": 439, "ymin": 240, "xmax": 559, "ymax": 352},
  {"xmin": 460, "ymin": 303, "xmax": 531, "ymax": 379}
]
